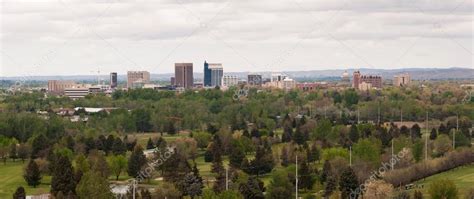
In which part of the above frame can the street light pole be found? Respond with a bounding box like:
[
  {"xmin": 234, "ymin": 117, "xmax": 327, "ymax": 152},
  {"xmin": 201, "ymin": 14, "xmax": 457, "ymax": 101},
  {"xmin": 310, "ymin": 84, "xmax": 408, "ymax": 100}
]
[{"xmin": 295, "ymin": 155, "xmax": 298, "ymax": 199}]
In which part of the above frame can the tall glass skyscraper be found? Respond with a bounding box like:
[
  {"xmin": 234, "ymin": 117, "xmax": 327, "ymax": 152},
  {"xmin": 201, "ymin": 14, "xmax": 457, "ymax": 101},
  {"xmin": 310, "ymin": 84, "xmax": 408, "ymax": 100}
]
[
  {"xmin": 203, "ymin": 61, "xmax": 211, "ymax": 87},
  {"xmin": 209, "ymin": 64, "xmax": 223, "ymax": 87}
]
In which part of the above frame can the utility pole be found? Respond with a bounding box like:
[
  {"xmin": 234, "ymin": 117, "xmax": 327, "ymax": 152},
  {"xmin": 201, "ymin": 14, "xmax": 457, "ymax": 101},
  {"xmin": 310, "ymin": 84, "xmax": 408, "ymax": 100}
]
[
  {"xmin": 357, "ymin": 109, "xmax": 360, "ymax": 124},
  {"xmin": 295, "ymin": 155, "xmax": 298, "ymax": 199},
  {"xmin": 400, "ymin": 109, "xmax": 403, "ymax": 126},
  {"xmin": 456, "ymin": 114, "xmax": 459, "ymax": 131},
  {"xmin": 391, "ymin": 140, "xmax": 394, "ymax": 170},
  {"xmin": 425, "ymin": 111, "xmax": 428, "ymax": 161},
  {"xmin": 225, "ymin": 167, "xmax": 229, "ymax": 191},
  {"xmin": 132, "ymin": 180, "xmax": 136, "ymax": 199},
  {"xmin": 349, "ymin": 146, "xmax": 352, "ymax": 166},
  {"xmin": 377, "ymin": 104, "xmax": 381, "ymax": 124},
  {"xmin": 324, "ymin": 106, "xmax": 327, "ymax": 119}
]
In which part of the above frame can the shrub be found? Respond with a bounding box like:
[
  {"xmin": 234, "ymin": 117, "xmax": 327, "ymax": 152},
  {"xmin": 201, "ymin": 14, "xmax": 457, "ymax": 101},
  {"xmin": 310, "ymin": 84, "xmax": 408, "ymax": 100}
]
[
  {"xmin": 383, "ymin": 148, "xmax": 474, "ymax": 186},
  {"xmin": 428, "ymin": 179, "xmax": 458, "ymax": 199}
]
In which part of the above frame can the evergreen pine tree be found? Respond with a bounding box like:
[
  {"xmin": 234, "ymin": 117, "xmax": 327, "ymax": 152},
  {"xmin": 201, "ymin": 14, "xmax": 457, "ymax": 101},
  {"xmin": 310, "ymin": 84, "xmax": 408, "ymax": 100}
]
[
  {"xmin": 349, "ymin": 124, "xmax": 359, "ymax": 143},
  {"xmin": 321, "ymin": 160, "xmax": 332, "ymax": 183},
  {"xmin": 51, "ymin": 155, "xmax": 76, "ymax": 197},
  {"xmin": 282, "ymin": 125, "xmax": 293, "ymax": 143},
  {"xmin": 211, "ymin": 150, "xmax": 224, "ymax": 174},
  {"xmin": 430, "ymin": 128, "xmax": 437, "ymax": 140},
  {"xmin": 229, "ymin": 143, "xmax": 245, "ymax": 168},
  {"xmin": 112, "ymin": 137, "xmax": 127, "ymax": 155},
  {"xmin": 31, "ymin": 134, "xmax": 48, "ymax": 158},
  {"xmin": 339, "ymin": 167, "xmax": 358, "ymax": 199},
  {"xmin": 213, "ymin": 172, "xmax": 226, "ymax": 193},
  {"xmin": 146, "ymin": 138, "xmax": 155, "ymax": 150},
  {"xmin": 293, "ymin": 127, "xmax": 306, "ymax": 145},
  {"xmin": 127, "ymin": 145, "xmax": 147, "ymax": 178},
  {"xmin": 13, "ymin": 186, "xmax": 26, "ymax": 199},
  {"xmin": 239, "ymin": 176, "xmax": 265, "ymax": 199},
  {"xmin": 299, "ymin": 158, "xmax": 315, "ymax": 191},
  {"xmin": 400, "ymin": 125, "xmax": 409, "ymax": 136},
  {"xmin": 324, "ymin": 175, "xmax": 337, "ymax": 198},
  {"xmin": 439, "ymin": 123, "xmax": 448, "ymax": 134},
  {"xmin": 308, "ymin": 144, "xmax": 320, "ymax": 163},
  {"xmin": 182, "ymin": 171, "xmax": 204, "ymax": 198},
  {"xmin": 251, "ymin": 128, "xmax": 261, "ymax": 138},
  {"xmin": 23, "ymin": 160, "xmax": 41, "ymax": 188},
  {"xmin": 411, "ymin": 124, "xmax": 421, "ymax": 138},
  {"xmin": 204, "ymin": 148, "xmax": 214, "ymax": 163}
]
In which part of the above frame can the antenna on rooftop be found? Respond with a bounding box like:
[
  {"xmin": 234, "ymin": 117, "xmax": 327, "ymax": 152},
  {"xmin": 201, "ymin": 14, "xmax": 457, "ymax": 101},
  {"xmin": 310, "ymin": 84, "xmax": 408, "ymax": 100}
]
[{"xmin": 90, "ymin": 67, "xmax": 100, "ymax": 85}]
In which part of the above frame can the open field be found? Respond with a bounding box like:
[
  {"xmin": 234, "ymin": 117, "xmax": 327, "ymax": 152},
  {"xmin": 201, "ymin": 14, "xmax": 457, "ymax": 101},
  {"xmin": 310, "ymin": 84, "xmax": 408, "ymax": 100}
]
[
  {"xmin": 0, "ymin": 160, "xmax": 51, "ymax": 198},
  {"xmin": 413, "ymin": 164, "xmax": 474, "ymax": 198}
]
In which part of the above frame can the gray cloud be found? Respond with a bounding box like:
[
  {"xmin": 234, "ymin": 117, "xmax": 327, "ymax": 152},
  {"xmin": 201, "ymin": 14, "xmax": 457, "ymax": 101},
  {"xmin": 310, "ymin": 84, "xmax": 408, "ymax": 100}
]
[{"xmin": 0, "ymin": 0, "xmax": 472, "ymax": 76}]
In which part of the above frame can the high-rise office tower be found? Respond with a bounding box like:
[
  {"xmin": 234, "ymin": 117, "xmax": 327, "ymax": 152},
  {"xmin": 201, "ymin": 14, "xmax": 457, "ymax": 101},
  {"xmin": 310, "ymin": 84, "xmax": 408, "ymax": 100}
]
[
  {"xmin": 127, "ymin": 71, "xmax": 150, "ymax": 88},
  {"xmin": 203, "ymin": 61, "xmax": 211, "ymax": 87},
  {"xmin": 248, "ymin": 74, "xmax": 263, "ymax": 86},
  {"xmin": 352, "ymin": 71, "xmax": 361, "ymax": 89},
  {"xmin": 393, "ymin": 73, "xmax": 411, "ymax": 87},
  {"xmin": 222, "ymin": 75, "xmax": 239, "ymax": 87},
  {"xmin": 175, "ymin": 63, "xmax": 194, "ymax": 89},
  {"xmin": 209, "ymin": 63, "xmax": 223, "ymax": 87},
  {"xmin": 110, "ymin": 72, "xmax": 118, "ymax": 88}
]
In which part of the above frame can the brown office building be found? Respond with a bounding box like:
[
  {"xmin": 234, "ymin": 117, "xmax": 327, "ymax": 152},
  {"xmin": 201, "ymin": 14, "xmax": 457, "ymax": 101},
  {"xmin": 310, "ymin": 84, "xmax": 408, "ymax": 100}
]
[
  {"xmin": 175, "ymin": 63, "xmax": 194, "ymax": 89},
  {"xmin": 127, "ymin": 71, "xmax": 150, "ymax": 88},
  {"xmin": 353, "ymin": 71, "xmax": 382, "ymax": 89},
  {"xmin": 48, "ymin": 80, "xmax": 77, "ymax": 94}
]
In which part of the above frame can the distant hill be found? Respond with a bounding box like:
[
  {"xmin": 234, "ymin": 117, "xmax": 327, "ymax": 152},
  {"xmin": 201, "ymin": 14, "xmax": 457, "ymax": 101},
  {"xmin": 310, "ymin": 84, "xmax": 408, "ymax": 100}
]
[{"xmin": 1, "ymin": 67, "xmax": 473, "ymax": 82}]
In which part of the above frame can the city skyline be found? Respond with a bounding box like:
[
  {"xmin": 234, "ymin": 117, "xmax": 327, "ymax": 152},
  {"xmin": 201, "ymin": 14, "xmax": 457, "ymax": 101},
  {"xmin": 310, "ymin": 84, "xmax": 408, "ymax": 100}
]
[{"xmin": 1, "ymin": 0, "xmax": 472, "ymax": 76}]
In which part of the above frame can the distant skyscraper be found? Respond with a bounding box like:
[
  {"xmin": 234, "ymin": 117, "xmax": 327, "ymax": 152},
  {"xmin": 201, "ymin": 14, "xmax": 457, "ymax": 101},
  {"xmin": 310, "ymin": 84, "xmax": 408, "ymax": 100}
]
[
  {"xmin": 170, "ymin": 77, "xmax": 176, "ymax": 86},
  {"xmin": 353, "ymin": 71, "xmax": 382, "ymax": 89},
  {"xmin": 248, "ymin": 74, "xmax": 262, "ymax": 86},
  {"xmin": 127, "ymin": 71, "xmax": 150, "ymax": 88},
  {"xmin": 352, "ymin": 71, "xmax": 361, "ymax": 89},
  {"xmin": 110, "ymin": 72, "xmax": 118, "ymax": 88},
  {"xmin": 203, "ymin": 61, "xmax": 211, "ymax": 87},
  {"xmin": 48, "ymin": 80, "xmax": 77, "ymax": 94},
  {"xmin": 175, "ymin": 63, "xmax": 194, "ymax": 89},
  {"xmin": 393, "ymin": 73, "xmax": 411, "ymax": 87},
  {"xmin": 209, "ymin": 63, "xmax": 223, "ymax": 87},
  {"xmin": 222, "ymin": 75, "xmax": 238, "ymax": 87}
]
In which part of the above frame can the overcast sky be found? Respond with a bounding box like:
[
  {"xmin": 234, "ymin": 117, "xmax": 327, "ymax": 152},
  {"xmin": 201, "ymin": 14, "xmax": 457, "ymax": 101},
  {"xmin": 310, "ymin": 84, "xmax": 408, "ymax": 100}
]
[{"xmin": 0, "ymin": 0, "xmax": 472, "ymax": 76}]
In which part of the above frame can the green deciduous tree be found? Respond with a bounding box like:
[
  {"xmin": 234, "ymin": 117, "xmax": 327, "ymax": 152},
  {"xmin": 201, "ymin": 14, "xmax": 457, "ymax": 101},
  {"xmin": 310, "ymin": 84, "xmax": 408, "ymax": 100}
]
[
  {"xmin": 266, "ymin": 170, "xmax": 294, "ymax": 199},
  {"xmin": 76, "ymin": 171, "xmax": 114, "ymax": 199},
  {"xmin": 353, "ymin": 138, "xmax": 381, "ymax": 164},
  {"xmin": 108, "ymin": 155, "xmax": 127, "ymax": 180}
]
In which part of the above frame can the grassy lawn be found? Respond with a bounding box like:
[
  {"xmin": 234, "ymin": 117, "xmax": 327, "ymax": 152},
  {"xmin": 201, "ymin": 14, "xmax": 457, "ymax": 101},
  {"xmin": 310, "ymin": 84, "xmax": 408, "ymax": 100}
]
[
  {"xmin": 413, "ymin": 164, "xmax": 474, "ymax": 198},
  {"xmin": 0, "ymin": 160, "xmax": 51, "ymax": 198}
]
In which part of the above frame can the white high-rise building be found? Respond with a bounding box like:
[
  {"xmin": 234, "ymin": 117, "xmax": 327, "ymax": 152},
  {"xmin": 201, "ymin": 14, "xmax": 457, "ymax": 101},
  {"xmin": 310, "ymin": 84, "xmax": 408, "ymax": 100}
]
[
  {"xmin": 222, "ymin": 75, "xmax": 239, "ymax": 88},
  {"xmin": 209, "ymin": 63, "xmax": 223, "ymax": 87}
]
